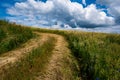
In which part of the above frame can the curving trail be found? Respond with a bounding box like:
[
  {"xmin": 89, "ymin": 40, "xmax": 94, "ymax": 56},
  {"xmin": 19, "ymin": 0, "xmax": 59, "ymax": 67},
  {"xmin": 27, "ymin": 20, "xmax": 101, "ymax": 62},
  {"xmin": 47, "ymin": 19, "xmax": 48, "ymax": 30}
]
[
  {"xmin": 36, "ymin": 33, "xmax": 80, "ymax": 80},
  {"xmin": 0, "ymin": 32, "xmax": 80, "ymax": 80},
  {"xmin": 0, "ymin": 32, "xmax": 49, "ymax": 70}
]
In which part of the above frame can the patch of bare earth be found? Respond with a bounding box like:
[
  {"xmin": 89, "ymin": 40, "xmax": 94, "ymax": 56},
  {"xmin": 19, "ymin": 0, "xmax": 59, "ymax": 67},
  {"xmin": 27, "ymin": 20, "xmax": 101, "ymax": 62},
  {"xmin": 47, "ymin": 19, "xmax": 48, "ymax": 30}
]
[
  {"xmin": 36, "ymin": 34, "xmax": 80, "ymax": 80},
  {"xmin": 0, "ymin": 32, "xmax": 51, "ymax": 72},
  {"xmin": 0, "ymin": 32, "xmax": 80, "ymax": 80}
]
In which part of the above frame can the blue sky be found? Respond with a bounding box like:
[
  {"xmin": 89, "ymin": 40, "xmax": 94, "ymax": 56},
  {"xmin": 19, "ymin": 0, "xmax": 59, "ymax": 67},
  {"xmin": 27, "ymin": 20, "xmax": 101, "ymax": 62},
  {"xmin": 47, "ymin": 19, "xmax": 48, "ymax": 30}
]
[
  {"xmin": 0, "ymin": 0, "xmax": 17, "ymax": 19},
  {"xmin": 0, "ymin": 0, "xmax": 102, "ymax": 19},
  {"xmin": 0, "ymin": 0, "xmax": 120, "ymax": 33},
  {"xmin": 0, "ymin": 0, "xmax": 109, "ymax": 21}
]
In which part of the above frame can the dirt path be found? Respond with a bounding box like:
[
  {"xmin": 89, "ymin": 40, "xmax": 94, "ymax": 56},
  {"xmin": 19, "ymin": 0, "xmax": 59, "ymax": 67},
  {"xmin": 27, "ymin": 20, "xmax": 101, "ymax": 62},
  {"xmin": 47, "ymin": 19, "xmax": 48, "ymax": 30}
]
[
  {"xmin": 36, "ymin": 34, "xmax": 80, "ymax": 80},
  {"xmin": 0, "ymin": 32, "xmax": 80, "ymax": 80},
  {"xmin": 0, "ymin": 32, "xmax": 51, "ymax": 70}
]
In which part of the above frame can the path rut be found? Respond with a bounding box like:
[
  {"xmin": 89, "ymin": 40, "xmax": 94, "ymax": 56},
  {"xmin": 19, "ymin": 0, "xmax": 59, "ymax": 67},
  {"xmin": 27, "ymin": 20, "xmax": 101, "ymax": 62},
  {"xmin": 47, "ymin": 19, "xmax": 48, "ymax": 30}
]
[
  {"xmin": 36, "ymin": 34, "xmax": 79, "ymax": 80},
  {"xmin": 0, "ymin": 33, "xmax": 50, "ymax": 70},
  {"xmin": 0, "ymin": 32, "xmax": 80, "ymax": 80}
]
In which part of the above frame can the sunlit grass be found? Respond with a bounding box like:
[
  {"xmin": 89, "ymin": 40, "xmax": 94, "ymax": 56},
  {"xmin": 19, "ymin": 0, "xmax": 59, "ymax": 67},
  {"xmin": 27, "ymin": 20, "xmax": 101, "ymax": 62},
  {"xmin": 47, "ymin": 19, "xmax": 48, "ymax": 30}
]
[
  {"xmin": 34, "ymin": 28, "xmax": 120, "ymax": 80},
  {"xmin": 0, "ymin": 20, "xmax": 34, "ymax": 54},
  {"xmin": 0, "ymin": 37, "xmax": 56, "ymax": 80},
  {"xmin": 0, "ymin": 20, "xmax": 120, "ymax": 80}
]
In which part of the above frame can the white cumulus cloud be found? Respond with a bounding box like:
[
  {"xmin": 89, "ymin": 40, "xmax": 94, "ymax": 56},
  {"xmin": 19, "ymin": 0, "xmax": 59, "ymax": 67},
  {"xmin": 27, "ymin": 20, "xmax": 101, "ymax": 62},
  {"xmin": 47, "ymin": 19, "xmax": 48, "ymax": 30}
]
[
  {"xmin": 82, "ymin": 0, "xmax": 86, "ymax": 6},
  {"xmin": 96, "ymin": 0, "xmax": 120, "ymax": 24},
  {"xmin": 7, "ymin": 0, "xmax": 115, "ymax": 28}
]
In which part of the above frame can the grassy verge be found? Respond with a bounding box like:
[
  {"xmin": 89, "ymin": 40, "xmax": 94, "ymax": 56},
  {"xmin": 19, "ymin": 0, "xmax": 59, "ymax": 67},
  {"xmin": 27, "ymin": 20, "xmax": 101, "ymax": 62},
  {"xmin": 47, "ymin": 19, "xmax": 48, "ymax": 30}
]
[
  {"xmin": 33, "ymin": 28, "xmax": 120, "ymax": 80},
  {"xmin": 65, "ymin": 32, "xmax": 120, "ymax": 80},
  {"xmin": 0, "ymin": 37, "xmax": 56, "ymax": 80},
  {"xmin": 0, "ymin": 20, "xmax": 34, "ymax": 54}
]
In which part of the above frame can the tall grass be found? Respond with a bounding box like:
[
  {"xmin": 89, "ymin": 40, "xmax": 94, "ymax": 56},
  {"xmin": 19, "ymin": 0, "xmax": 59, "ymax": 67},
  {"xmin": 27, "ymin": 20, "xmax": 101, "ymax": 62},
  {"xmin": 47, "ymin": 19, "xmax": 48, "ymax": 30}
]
[
  {"xmin": 1, "ymin": 21, "xmax": 119, "ymax": 80},
  {"xmin": 0, "ymin": 37, "xmax": 56, "ymax": 80},
  {"xmin": 0, "ymin": 20, "xmax": 34, "ymax": 54},
  {"xmin": 65, "ymin": 32, "xmax": 120, "ymax": 80},
  {"xmin": 34, "ymin": 28, "xmax": 120, "ymax": 80}
]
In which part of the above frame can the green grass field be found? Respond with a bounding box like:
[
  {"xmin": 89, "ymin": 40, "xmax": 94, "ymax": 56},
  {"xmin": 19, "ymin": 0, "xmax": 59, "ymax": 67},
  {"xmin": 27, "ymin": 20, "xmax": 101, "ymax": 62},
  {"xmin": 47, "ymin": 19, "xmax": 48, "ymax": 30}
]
[
  {"xmin": 0, "ymin": 37, "xmax": 55, "ymax": 80},
  {"xmin": 0, "ymin": 20, "xmax": 120, "ymax": 80},
  {"xmin": 34, "ymin": 28, "xmax": 120, "ymax": 80},
  {"xmin": 65, "ymin": 32, "xmax": 120, "ymax": 80}
]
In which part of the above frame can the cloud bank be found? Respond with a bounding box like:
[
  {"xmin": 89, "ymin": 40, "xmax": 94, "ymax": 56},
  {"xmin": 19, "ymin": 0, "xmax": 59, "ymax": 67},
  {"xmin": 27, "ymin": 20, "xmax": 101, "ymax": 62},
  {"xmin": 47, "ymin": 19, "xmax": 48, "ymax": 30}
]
[
  {"xmin": 7, "ymin": 0, "xmax": 115, "ymax": 29},
  {"xmin": 96, "ymin": 0, "xmax": 120, "ymax": 24}
]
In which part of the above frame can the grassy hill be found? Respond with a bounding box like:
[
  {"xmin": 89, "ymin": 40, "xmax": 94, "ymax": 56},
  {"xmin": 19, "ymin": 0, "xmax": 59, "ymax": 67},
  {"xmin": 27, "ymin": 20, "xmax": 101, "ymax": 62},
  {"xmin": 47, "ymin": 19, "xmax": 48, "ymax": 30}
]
[
  {"xmin": 0, "ymin": 20, "xmax": 34, "ymax": 54},
  {"xmin": 0, "ymin": 20, "xmax": 120, "ymax": 80},
  {"xmin": 34, "ymin": 28, "xmax": 120, "ymax": 80}
]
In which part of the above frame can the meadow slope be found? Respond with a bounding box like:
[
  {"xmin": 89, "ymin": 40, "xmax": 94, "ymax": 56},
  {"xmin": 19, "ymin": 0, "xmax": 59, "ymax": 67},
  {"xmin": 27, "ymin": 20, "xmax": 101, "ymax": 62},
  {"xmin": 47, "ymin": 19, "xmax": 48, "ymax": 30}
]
[
  {"xmin": 0, "ymin": 32, "xmax": 79, "ymax": 80},
  {"xmin": 34, "ymin": 28, "xmax": 120, "ymax": 80},
  {"xmin": 0, "ymin": 20, "xmax": 120, "ymax": 80}
]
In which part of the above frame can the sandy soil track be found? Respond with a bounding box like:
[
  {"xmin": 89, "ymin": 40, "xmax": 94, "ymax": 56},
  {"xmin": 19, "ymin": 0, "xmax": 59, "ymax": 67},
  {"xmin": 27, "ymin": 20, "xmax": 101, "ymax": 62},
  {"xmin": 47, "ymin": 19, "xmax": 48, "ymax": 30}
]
[
  {"xmin": 36, "ymin": 33, "xmax": 79, "ymax": 80},
  {"xmin": 0, "ymin": 32, "xmax": 80, "ymax": 80},
  {"xmin": 0, "ymin": 32, "xmax": 49, "ymax": 70}
]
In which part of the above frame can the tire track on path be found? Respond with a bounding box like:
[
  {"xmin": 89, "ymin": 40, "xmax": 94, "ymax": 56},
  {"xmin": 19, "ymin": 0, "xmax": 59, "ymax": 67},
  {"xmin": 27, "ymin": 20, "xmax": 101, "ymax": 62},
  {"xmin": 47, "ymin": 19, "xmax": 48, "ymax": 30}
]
[{"xmin": 0, "ymin": 32, "xmax": 50, "ymax": 71}]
